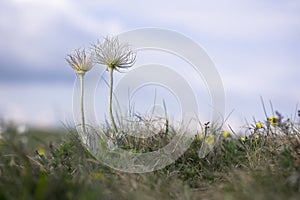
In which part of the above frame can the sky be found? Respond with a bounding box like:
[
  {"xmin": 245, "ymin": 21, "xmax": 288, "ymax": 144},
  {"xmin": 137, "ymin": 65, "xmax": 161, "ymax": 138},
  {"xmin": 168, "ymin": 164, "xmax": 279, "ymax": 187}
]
[{"xmin": 0, "ymin": 0, "xmax": 300, "ymax": 130}]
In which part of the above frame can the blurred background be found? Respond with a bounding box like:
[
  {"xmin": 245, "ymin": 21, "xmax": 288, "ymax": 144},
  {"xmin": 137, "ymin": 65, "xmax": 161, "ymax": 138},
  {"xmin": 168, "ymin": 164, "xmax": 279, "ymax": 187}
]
[{"xmin": 0, "ymin": 0, "xmax": 299, "ymax": 130}]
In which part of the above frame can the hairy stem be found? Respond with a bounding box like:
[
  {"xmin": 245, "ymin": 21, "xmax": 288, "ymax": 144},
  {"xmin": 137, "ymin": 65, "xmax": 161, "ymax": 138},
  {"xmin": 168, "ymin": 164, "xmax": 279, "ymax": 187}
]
[
  {"xmin": 79, "ymin": 73, "xmax": 87, "ymax": 136},
  {"xmin": 109, "ymin": 68, "xmax": 118, "ymax": 133}
]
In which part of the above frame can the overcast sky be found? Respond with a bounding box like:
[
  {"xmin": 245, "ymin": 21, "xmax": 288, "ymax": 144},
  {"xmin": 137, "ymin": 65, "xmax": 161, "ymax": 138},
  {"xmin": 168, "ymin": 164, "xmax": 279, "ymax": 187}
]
[{"xmin": 0, "ymin": 0, "xmax": 299, "ymax": 130}]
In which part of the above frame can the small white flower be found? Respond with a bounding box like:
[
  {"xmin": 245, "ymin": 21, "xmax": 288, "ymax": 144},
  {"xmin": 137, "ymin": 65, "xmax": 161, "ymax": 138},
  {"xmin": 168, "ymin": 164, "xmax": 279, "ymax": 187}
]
[{"xmin": 17, "ymin": 124, "xmax": 27, "ymax": 134}]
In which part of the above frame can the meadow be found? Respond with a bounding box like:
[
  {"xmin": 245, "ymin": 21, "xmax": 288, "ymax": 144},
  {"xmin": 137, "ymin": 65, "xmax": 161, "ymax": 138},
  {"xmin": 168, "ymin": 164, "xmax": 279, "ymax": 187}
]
[
  {"xmin": 1, "ymin": 37, "xmax": 299, "ymax": 200},
  {"xmin": 0, "ymin": 111, "xmax": 299, "ymax": 200}
]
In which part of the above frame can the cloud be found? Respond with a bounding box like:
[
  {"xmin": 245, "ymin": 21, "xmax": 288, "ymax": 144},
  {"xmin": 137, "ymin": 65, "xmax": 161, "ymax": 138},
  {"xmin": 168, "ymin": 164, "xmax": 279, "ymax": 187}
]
[
  {"xmin": 0, "ymin": 1, "xmax": 67, "ymax": 63},
  {"xmin": 0, "ymin": 0, "xmax": 123, "ymax": 70},
  {"xmin": 1, "ymin": 0, "xmax": 299, "ymax": 71},
  {"xmin": 76, "ymin": 0, "xmax": 300, "ymax": 40},
  {"xmin": 0, "ymin": 0, "xmax": 299, "ymax": 128}
]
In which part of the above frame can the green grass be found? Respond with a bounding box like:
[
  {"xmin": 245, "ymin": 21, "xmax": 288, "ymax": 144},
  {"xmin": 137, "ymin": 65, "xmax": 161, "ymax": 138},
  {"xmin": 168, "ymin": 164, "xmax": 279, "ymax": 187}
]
[{"xmin": 0, "ymin": 114, "xmax": 300, "ymax": 200}]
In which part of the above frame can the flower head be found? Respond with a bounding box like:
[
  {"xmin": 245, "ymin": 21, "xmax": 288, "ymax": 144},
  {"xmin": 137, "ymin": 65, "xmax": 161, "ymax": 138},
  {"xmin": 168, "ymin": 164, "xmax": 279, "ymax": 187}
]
[
  {"xmin": 93, "ymin": 36, "xmax": 136, "ymax": 71},
  {"xmin": 205, "ymin": 135, "xmax": 215, "ymax": 145},
  {"xmin": 36, "ymin": 147, "xmax": 46, "ymax": 156},
  {"xmin": 270, "ymin": 116, "xmax": 278, "ymax": 127},
  {"xmin": 256, "ymin": 122, "xmax": 264, "ymax": 129},
  {"xmin": 66, "ymin": 48, "xmax": 94, "ymax": 75},
  {"xmin": 223, "ymin": 131, "xmax": 230, "ymax": 138},
  {"xmin": 241, "ymin": 137, "xmax": 246, "ymax": 142},
  {"xmin": 197, "ymin": 134, "xmax": 204, "ymax": 141},
  {"xmin": 91, "ymin": 172, "xmax": 105, "ymax": 180}
]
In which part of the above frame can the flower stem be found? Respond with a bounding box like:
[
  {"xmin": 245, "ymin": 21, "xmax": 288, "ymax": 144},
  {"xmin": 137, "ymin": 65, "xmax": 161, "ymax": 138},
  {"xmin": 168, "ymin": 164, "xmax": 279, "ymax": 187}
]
[
  {"xmin": 79, "ymin": 73, "xmax": 87, "ymax": 136},
  {"xmin": 109, "ymin": 68, "xmax": 118, "ymax": 133}
]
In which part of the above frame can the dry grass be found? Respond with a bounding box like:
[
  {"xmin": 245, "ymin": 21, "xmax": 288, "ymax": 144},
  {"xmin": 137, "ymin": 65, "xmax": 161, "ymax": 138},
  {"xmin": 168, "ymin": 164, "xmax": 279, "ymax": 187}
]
[{"xmin": 0, "ymin": 112, "xmax": 300, "ymax": 199}]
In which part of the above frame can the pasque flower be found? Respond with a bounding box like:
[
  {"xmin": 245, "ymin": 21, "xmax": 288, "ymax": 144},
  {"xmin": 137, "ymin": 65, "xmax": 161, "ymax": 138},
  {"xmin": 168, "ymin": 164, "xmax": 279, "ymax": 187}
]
[
  {"xmin": 66, "ymin": 48, "xmax": 94, "ymax": 74},
  {"xmin": 92, "ymin": 36, "xmax": 136, "ymax": 133},
  {"xmin": 93, "ymin": 36, "xmax": 136, "ymax": 71},
  {"xmin": 66, "ymin": 48, "xmax": 94, "ymax": 136}
]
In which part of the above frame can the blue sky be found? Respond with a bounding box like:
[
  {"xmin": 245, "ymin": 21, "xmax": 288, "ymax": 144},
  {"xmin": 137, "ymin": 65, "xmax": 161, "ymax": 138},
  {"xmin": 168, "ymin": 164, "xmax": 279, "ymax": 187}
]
[{"xmin": 0, "ymin": 0, "xmax": 299, "ymax": 129}]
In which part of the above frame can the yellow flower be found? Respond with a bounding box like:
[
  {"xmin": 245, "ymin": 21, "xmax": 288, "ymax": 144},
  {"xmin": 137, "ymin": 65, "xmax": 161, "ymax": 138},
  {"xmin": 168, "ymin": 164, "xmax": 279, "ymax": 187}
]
[
  {"xmin": 223, "ymin": 131, "xmax": 230, "ymax": 138},
  {"xmin": 91, "ymin": 172, "xmax": 104, "ymax": 180},
  {"xmin": 255, "ymin": 135, "xmax": 260, "ymax": 140},
  {"xmin": 241, "ymin": 137, "xmax": 246, "ymax": 142},
  {"xmin": 205, "ymin": 135, "xmax": 214, "ymax": 145},
  {"xmin": 270, "ymin": 116, "xmax": 278, "ymax": 127},
  {"xmin": 256, "ymin": 122, "xmax": 264, "ymax": 129},
  {"xmin": 197, "ymin": 134, "xmax": 204, "ymax": 141},
  {"xmin": 37, "ymin": 147, "xmax": 46, "ymax": 156}
]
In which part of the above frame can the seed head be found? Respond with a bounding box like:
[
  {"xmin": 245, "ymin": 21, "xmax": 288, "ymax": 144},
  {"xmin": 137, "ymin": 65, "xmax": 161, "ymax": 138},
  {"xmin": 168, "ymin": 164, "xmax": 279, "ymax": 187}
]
[
  {"xmin": 93, "ymin": 36, "xmax": 136, "ymax": 71},
  {"xmin": 66, "ymin": 48, "xmax": 94, "ymax": 75}
]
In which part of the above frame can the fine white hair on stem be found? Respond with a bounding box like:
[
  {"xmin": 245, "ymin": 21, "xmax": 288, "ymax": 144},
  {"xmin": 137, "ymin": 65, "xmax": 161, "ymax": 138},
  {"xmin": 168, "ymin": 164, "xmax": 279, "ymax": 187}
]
[
  {"xmin": 92, "ymin": 36, "xmax": 136, "ymax": 71},
  {"xmin": 92, "ymin": 36, "xmax": 136, "ymax": 134},
  {"xmin": 65, "ymin": 48, "xmax": 94, "ymax": 137}
]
